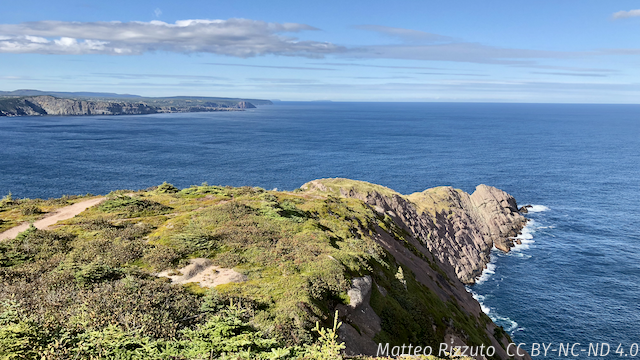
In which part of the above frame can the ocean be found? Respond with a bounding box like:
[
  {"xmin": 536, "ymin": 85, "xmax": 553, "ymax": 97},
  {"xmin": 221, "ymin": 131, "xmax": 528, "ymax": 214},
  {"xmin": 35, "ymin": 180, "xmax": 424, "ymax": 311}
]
[{"xmin": 1, "ymin": 102, "xmax": 639, "ymax": 357}]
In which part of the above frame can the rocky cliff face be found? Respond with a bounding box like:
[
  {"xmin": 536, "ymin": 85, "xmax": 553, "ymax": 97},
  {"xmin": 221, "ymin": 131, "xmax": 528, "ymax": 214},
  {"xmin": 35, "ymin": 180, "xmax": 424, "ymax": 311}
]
[
  {"xmin": 302, "ymin": 179, "xmax": 530, "ymax": 359},
  {"xmin": 0, "ymin": 96, "xmax": 255, "ymax": 116},
  {"xmin": 303, "ymin": 179, "xmax": 527, "ymax": 284}
]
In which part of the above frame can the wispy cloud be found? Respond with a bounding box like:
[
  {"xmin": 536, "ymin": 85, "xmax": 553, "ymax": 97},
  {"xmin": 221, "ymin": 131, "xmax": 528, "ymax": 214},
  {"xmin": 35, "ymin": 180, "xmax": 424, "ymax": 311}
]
[
  {"xmin": 612, "ymin": 9, "xmax": 640, "ymax": 19},
  {"xmin": 154, "ymin": 8, "xmax": 162, "ymax": 18},
  {"xmin": 346, "ymin": 76, "xmax": 414, "ymax": 80},
  {"xmin": 0, "ymin": 19, "xmax": 345, "ymax": 57},
  {"xmin": 353, "ymin": 25, "xmax": 454, "ymax": 44},
  {"xmin": 351, "ymin": 26, "xmax": 585, "ymax": 65},
  {"xmin": 204, "ymin": 62, "xmax": 336, "ymax": 71},
  {"xmin": 531, "ymin": 71, "xmax": 608, "ymax": 77},
  {"xmin": 92, "ymin": 72, "xmax": 228, "ymax": 80},
  {"xmin": 309, "ymin": 62, "xmax": 442, "ymax": 70},
  {"xmin": 245, "ymin": 78, "xmax": 320, "ymax": 84},
  {"xmin": 349, "ymin": 43, "xmax": 578, "ymax": 65},
  {"xmin": 417, "ymin": 72, "xmax": 488, "ymax": 77},
  {"xmin": 515, "ymin": 64, "xmax": 618, "ymax": 73}
]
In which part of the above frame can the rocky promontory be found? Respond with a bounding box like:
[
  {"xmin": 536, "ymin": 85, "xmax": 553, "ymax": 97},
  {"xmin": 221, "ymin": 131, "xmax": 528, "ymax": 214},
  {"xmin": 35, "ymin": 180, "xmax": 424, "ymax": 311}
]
[
  {"xmin": 0, "ymin": 95, "xmax": 262, "ymax": 117},
  {"xmin": 303, "ymin": 179, "xmax": 527, "ymax": 284},
  {"xmin": 0, "ymin": 179, "xmax": 530, "ymax": 359}
]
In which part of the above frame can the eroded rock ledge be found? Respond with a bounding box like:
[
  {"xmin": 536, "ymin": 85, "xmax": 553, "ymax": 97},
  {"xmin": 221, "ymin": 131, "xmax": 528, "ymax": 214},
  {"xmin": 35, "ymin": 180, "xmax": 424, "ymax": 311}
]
[{"xmin": 302, "ymin": 179, "xmax": 527, "ymax": 284}]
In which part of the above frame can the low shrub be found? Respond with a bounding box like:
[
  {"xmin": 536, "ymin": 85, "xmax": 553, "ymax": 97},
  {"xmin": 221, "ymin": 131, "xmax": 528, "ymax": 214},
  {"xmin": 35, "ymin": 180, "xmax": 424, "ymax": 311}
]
[
  {"xmin": 99, "ymin": 195, "xmax": 172, "ymax": 217},
  {"xmin": 156, "ymin": 181, "xmax": 179, "ymax": 194},
  {"xmin": 21, "ymin": 205, "xmax": 42, "ymax": 216}
]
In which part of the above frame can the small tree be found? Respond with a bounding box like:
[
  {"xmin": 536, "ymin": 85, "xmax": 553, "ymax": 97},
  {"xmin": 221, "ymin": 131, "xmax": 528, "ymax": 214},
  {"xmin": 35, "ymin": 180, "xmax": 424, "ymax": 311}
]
[
  {"xmin": 1, "ymin": 192, "xmax": 13, "ymax": 205},
  {"xmin": 305, "ymin": 310, "xmax": 345, "ymax": 360},
  {"xmin": 395, "ymin": 266, "xmax": 407, "ymax": 290}
]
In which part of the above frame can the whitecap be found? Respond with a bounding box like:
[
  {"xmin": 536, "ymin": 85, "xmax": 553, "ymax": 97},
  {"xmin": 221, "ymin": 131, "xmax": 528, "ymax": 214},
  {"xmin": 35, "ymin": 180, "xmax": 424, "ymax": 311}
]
[
  {"xmin": 527, "ymin": 204, "xmax": 549, "ymax": 213},
  {"xmin": 467, "ymin": 287, "xmax": 519, "ymax": 334},
  {"xmin": 511, "ymin": 220, "xmax": 537, "ymax": 252},
  {"xmin": 494, "ymin": 315, "xmax": 519, "ymax": 333},
  {"xmin": 466, "ymin": 287, "xmax": 490, "ymax": 314},
  {"xmin": 475, "ymin": 261, "xmax": 496, "ymax": 285}
]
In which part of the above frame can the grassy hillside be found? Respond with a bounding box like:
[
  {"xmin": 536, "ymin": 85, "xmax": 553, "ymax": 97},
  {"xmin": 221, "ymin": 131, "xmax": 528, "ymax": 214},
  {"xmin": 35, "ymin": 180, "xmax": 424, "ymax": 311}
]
[{"xmin": 0, "ymin": 182, "xmax": 499, "ymax": 359}]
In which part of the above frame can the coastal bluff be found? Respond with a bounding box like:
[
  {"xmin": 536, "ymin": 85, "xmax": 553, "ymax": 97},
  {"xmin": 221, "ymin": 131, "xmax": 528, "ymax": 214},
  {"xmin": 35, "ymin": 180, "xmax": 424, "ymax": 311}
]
[
  {"xmin": 0, "ymin": 179, "xmax": 529, "ymax": 359},
  {"xmin": 303, "ymin": 179, "xmax": 527, "ymax": 284},
  {"xmin": 0, "ymin": 95, "xmax": 264, "ymax": 116}
]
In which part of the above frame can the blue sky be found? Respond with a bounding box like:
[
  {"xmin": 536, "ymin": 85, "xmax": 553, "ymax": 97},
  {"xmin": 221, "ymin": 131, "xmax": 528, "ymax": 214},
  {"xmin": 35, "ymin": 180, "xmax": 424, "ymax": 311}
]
[{"xmin": 1, "ymin": 0, "xmax": 640, "ymax": 102}]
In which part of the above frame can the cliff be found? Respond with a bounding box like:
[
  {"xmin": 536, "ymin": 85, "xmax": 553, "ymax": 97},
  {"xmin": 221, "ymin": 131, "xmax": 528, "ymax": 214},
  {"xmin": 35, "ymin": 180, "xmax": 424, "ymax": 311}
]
[
  {"xmin": 0, "ymin": 179, "xmax": 529, "ymax": 359},
  {"xmin": 0, "ymin": 95, "xmax": 259, "ymax": 117},
  {"xmin": 302, "ymin": 179, "xmax": 527, "ymax": 284}
]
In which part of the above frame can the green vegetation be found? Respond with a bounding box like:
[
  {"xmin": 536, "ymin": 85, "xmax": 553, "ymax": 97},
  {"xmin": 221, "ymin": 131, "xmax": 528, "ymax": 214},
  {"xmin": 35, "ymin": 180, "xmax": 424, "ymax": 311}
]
[
  {"xmin": 0, "ymin": 182, "xmax": 496, "ymax": 359},
  {"xmin": 302, "ymin": 178, "xmax": 400, "ymax": 198},
  {"xmin": 407, "ymin": 187, "xmax": 463, "ymax": 217},
  {"xmin": 0, "ymin": 193, "xmax": 91, "ymax": 233}
]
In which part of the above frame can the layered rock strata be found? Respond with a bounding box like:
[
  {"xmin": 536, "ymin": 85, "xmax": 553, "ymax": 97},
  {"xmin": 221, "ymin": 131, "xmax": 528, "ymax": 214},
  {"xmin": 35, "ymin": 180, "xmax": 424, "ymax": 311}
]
[
  {"xmin": 303, "ymin": 179, "xmax": 527, "ymax": 284},
  {"xmin": 302, "ymin": 179, "xmax": 530, "ymax": 359}
]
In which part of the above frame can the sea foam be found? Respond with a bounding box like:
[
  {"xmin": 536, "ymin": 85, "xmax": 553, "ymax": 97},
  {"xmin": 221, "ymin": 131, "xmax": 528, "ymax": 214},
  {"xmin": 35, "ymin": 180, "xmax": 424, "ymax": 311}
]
[
  {"xmin": 468, "ymin": 208, "xmax": 549, "ymax": 336},
  {"xmin": 527, "ymin": 204, "xmax": 549, "ymax": 213},
  {"xmin": 467, "ymin": 286, "xmax": 520, "ymax": 334},
  {"xmin": 511, "ymin": 219, "xmax": 537, "ymax": 251},
  {"xmin": 475, "ymin": 260, "xmax": 496, "ymax": 285}
]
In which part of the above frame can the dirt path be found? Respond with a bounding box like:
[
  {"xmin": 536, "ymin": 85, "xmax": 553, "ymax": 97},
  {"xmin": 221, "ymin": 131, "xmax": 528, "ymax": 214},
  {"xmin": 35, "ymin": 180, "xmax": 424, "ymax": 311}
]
[{"xmin": 0, "ymin": 197, "xmax": 106, "ymax": 241}]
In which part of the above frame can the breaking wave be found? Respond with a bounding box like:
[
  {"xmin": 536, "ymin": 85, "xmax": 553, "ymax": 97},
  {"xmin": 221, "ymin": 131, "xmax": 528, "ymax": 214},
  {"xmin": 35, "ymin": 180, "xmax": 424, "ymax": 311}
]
[
  {"xmin": 527, "ymin": 204, "xmax": 549, "ymax": 213},
  {"xmin": 467, "ymin": 287, "xmax": 520, "ymax": 334},
  {"xmin": 475, "ymin": 260, "xmax": 496, "ymax": 285}
]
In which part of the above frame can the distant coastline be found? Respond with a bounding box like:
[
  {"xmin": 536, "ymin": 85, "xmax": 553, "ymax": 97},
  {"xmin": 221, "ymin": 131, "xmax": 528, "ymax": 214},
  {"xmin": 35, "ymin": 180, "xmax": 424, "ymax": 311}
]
[{"xmin": 0, "ymin": 89, "xmax": 272, "ymax": 117}]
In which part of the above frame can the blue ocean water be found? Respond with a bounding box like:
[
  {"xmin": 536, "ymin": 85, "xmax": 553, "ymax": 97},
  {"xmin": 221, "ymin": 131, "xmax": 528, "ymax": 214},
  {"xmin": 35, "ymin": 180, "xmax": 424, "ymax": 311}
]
[{"xmin": 1, "ymin": 102, "xmax": 639, "ymax": 357}]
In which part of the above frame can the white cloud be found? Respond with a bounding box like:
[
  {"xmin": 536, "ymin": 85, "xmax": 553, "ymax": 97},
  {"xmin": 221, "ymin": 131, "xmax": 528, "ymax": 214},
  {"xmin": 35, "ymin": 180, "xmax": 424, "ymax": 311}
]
[
  {"xmin": 0, "ymin": 19, "xmax": 345, "ymax": 56},
  {"xmin": 24, "ymin": 35, "xmax": 49, "ymax": 43},
  {"xmin": 612, "ymin": 9, "xmax": 640, "ymax": 19},
  {"xmin": 0, "ymin": 20, "xmax": 623, "ymax": 68},
  {"xmin": 54, "ymin": 37, "xmax": 78, "ymax": 47},
  {"xmin": 154, "ymin": 8, "xmax": 162, "ymax": 18}
]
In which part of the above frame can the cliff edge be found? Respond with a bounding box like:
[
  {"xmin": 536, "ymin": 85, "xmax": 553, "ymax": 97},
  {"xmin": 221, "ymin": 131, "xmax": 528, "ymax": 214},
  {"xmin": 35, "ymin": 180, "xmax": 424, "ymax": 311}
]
[{"xmin": 302, "ymin": 178, "xmax": 527, "ymax": 285}]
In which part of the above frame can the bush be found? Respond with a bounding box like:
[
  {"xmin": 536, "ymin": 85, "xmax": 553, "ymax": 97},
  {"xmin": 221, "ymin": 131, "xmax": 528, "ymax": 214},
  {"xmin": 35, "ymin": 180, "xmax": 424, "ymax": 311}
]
[
  {"xmin": 99, "ymin": 195, "xmax": 172, "ymax": 217},
  {"xmin": 73, "ymin": 261, "xmax": 123, "ymax": 285},
  {"xmin": 21, "ymin": 205, "xmax": 42, "ymax": 216},
  {"xmin": 156, "ymin": 182, "xmax": 179, "ymax": 194}
]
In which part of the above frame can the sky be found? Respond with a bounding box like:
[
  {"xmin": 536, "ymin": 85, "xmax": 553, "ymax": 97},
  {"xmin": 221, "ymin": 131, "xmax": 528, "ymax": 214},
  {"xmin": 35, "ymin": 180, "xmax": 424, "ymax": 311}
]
[{"xmin": 1, "ymin": 0, "xmax": 640, "ymax": 103}]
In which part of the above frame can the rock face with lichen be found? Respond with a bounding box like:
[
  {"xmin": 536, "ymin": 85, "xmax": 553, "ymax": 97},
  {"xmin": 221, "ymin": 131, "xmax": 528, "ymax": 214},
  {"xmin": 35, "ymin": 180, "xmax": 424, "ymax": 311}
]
[{"xmin": 302, "ymin": 179, "xmax": 527, "ymax": 284}]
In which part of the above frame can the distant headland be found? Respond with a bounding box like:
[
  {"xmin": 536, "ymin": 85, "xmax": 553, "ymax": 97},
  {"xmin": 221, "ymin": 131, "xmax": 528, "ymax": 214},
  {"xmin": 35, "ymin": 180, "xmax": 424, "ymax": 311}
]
[{"xmin": 0, "ymin": 89, "xmax": 272, "ymax": 117}]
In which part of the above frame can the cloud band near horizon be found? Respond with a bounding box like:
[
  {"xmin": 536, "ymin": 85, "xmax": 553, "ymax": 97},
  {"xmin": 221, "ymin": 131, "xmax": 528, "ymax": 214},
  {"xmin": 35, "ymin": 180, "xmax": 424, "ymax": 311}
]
[
  {"xmin": 0, "ymin": 18, "xmax": 632, "ymax": 68},
  {"xmin": 0, "ymin": 19, "xmax": 344, "ymax": 57}
]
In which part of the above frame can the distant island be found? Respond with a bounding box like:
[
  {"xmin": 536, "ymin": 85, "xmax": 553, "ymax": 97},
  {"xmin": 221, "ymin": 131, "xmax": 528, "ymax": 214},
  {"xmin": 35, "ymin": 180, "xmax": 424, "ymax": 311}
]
[{"xmin": 0, "ymin": 89, "xmax": 272, "ymax": 117}]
